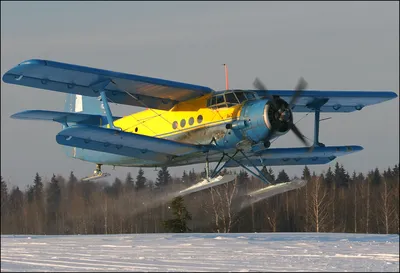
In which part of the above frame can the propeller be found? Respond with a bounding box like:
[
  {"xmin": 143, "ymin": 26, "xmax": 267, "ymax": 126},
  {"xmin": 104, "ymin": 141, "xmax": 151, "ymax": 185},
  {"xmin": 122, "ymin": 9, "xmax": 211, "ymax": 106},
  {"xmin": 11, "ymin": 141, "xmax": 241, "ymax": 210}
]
[{"xmin": 253, "ymin": 77, "xmax": 310, "ymax": 148}]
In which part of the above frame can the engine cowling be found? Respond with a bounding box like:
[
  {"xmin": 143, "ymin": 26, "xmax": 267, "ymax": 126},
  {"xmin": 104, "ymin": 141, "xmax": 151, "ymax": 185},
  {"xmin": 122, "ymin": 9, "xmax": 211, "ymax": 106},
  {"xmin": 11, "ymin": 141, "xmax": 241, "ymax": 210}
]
[{"xmin": 220, "ymin": 98, "xmax": 293, "ymax": 149}]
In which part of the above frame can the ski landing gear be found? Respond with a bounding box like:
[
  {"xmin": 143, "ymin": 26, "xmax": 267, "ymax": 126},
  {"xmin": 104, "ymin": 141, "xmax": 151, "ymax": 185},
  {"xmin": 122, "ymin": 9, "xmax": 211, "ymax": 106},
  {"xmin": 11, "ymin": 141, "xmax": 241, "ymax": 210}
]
[
  {"xmin": 81, "ymin": 164, "xmax": 111, "ymax": 181},
  {"xmin": 178, "ymin": 154, "xmax": 236, "ymax": 196}
]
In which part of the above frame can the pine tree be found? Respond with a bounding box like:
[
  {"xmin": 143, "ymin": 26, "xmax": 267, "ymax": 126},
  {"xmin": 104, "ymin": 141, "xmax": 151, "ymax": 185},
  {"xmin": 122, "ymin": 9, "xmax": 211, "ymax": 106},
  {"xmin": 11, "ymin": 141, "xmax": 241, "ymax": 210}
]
[
  {"xmin": 110, "ymin": 178, "xmax": 123, "ymax": 197},
  {"xmin": 1, "ymin": 176, "xmax": 8, "ymax": 208},
  {"xmin": 302, "ymin": 166, "xmax": 311, "ymax": 181},
  {"xmin": 372, "ymin": 167, "xmax": 381, "ymax": 185},
  {"xmin": 261, "ymin": 167, "xmax": 275, "ymax": 182},
  {"xmin": 155, "ymin": 166, "xmax": 172, "ymax": 187},
  {"xmin": 135, "ymin": 169, "xmax": 147, "ymax": 191},
  {"xmin": 46, "ymin": 174, "xmax": 61, "ymax": 234},
  {"xmin": 124, "ymin": 172, "xmax": 135, "ymax": 192},
  {"xmin": 325, "ymin": 167, "xmax": 334, "ymax": 187},
  {"xmin": 393, "ymin": 164, "xmax": 399, "ymax": 181},
  {"xmin": 276, "ymin": 169, "xmax": 290, "ymax": 183},
  {"xmin": 188, "ymin": 169, "xmax": 197, "ymax": 185},
  {"xmin": 340, "ymin": 165, "xmax": 350, "ymax": 188},
  {"xmin": 163, "ymin": 196, "xmax": 192, "ymax": 232},
  {"xmin": 26, "ymin": 185, "xmax": 35, "ymax": 203},
  {"xmin": 237, "ymin": 170, "xmax": 250, "ymax": 192},
  {"xmin": 1, "ymin": 176, "xmax": 9, "ymax": 233},
  {"xmin": 33, "ymin": 172, "xmax": 43, "ymax": 202},
  {"xmin": 181, "ymin": 170, "xmax": 190, "ymax": 184},
  {"xmin": 334, "ymin": 162, "xmax": 349, "ymax": 187},
  {"xmin": 9, "ymin": 187, "xmax": 24, "ymax": 232},
  {"xmin": 67, "ymin": 171, "xmax": 78, "ymax": 192}
]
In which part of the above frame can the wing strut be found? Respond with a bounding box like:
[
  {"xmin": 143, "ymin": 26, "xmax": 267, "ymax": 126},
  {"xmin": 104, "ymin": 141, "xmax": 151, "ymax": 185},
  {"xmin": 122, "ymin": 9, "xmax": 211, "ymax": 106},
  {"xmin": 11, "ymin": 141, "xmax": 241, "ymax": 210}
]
[
  {"xmin": 91, "ymin": 79, "xmax": 119, "ymax": 130},
  {"xmin": 314, "ymin": 109, "xmax": 321, "ymax": 147},
  {"xmin": 306, "ymin": 98, "xmax": 329, "ymax": 147}
]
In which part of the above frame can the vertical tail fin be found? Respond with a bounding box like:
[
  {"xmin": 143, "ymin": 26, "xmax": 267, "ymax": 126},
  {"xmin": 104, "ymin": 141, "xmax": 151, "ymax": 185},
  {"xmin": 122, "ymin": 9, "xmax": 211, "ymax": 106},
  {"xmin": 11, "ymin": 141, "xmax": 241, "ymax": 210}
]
[
  {"xmin": 64, "ymin": 94, "xmax": 106, "ymax": 115},
  {"xmin": 63, "ymin": 94, "xmax": 106, "ymax": 159}
]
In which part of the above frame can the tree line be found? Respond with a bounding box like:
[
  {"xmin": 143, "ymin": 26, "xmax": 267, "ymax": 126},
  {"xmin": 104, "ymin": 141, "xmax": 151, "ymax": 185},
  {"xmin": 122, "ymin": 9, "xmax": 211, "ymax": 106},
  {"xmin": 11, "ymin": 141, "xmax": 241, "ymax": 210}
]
[{"xmin": 1, "ymin": 162, "xmax": 398, "ymax": 235}]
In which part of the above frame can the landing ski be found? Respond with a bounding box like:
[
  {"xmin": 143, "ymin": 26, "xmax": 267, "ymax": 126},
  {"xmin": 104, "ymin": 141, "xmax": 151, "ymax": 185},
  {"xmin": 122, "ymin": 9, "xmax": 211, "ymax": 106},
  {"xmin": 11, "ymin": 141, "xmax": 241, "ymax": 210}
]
[
  {"xmin": 81, "ymin": 172, "xmax": 111, "ymax": 181},
  {"xmin": 241, "ymin": 179, "xmax": 307, "ymax": 208},
  {"xmin": 178, "ymin": 174, "xmax": 236, "ymax": 196}
]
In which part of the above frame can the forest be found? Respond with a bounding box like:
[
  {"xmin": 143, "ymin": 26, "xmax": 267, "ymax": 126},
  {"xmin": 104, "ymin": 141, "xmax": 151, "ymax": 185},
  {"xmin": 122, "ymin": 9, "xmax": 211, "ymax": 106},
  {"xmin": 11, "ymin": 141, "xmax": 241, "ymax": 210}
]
[{"xmin": 1, "ymin": 162, "xmax": 399, "ymax": 235}]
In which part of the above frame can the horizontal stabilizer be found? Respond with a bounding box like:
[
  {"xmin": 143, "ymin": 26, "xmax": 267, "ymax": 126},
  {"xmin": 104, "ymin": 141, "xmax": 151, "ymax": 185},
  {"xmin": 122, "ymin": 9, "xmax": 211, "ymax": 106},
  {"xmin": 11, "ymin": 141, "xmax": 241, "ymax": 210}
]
[
  {"xmin": 56, "ymin": 126, "xmax": 210, "ymax": 162},
  {"xmin": 178, "ymin": 174, "xmax": 236, "ymax": 196},
  {"xmin": 11, "ymin": 110, "xmax": 121, "ymax": 126}
]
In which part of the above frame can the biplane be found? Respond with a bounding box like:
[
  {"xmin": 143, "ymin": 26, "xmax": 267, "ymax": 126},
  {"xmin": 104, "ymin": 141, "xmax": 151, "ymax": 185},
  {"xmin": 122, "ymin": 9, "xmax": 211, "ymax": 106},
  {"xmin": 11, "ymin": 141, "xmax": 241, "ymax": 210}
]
[{"xmin": 2, "ymin": 59, "xmax": 397, "ymax": 201}]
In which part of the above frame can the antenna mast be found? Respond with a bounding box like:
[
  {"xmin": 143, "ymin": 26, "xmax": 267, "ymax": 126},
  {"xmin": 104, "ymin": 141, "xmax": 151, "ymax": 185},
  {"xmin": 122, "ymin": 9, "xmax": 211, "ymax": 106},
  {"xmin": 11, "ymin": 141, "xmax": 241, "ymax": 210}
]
[{"xmin": 223, "ymin": 64, "xmax": 229, "ymax": 90}]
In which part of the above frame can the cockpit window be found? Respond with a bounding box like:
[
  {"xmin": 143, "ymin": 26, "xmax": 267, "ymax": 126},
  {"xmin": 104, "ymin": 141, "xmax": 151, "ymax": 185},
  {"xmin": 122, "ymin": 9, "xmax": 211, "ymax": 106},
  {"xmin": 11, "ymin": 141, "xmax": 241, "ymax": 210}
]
[
  {"xmin": 207, "ymin": 90, "xmax": 258, "ymax": 109},
  {"xmin": 225, "ymin": 93, "xmax": 239, "ymax": 105},
  {"xmin": 216, "ymin": 95, "xmax": 224, "ymax": 104},
  {"xmin": 245, "ymin": 92, "xmax": 256, "ymax": 100},
  {"xmin": 235, "ymin": 92, "xmax": 246, "ymax": 103}
]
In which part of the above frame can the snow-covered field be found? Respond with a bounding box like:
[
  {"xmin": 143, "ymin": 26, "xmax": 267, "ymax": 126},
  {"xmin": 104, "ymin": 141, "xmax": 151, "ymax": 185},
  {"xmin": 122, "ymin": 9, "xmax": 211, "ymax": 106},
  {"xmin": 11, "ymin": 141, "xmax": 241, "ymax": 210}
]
[{"xmin": 1, "ymin": 233, "xmax": 399, "ymax": 272}]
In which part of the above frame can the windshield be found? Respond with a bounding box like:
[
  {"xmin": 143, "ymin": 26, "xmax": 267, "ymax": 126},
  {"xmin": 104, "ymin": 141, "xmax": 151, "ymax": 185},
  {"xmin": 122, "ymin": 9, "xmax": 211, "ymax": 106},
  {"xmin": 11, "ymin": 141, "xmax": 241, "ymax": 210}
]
[{"xmin": 207, "ymin": 90, "xmax": 258, "ymax": 109}]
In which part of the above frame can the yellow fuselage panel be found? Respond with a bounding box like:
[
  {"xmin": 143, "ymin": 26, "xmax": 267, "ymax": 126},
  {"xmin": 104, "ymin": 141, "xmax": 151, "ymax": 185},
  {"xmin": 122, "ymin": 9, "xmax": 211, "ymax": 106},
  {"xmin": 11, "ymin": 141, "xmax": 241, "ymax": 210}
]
[{"xmin": 113, "ymin": 95, "xmax": 242, "ymax": 144}]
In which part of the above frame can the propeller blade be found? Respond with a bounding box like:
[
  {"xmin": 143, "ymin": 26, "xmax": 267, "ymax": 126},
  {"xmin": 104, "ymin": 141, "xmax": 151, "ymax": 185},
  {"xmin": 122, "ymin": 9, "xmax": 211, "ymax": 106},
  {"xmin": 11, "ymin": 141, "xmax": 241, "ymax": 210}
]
[
  {"xmin": 288, "ymin": 77, "xmax": 308, "ymax": 108},
  {"xmin": 253, "ymin": 78, "xmax": 278, "ymax": 108},
  {"xmin": 290, "ymin": 122, "xmax": 309, "ymax": 147}
]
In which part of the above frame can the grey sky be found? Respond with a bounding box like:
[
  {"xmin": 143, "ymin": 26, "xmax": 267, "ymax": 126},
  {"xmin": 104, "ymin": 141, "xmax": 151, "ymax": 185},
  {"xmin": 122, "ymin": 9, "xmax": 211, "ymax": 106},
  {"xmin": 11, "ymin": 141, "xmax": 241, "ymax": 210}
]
[{"xmin": 1, "ymin": 1, "xmax": 399, "ymax": 188}]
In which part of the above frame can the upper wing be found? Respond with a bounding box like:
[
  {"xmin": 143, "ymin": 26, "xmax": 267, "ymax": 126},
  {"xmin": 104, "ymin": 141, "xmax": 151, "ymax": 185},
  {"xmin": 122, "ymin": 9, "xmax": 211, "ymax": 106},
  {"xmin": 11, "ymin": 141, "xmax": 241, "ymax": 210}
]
[
  {"xmin": 253, "ymin": 90, "xmax": 397, "ymax": 112},
  {"xmin": 2, "ymin": 59, "xmax": 214, "ymax": 110}
]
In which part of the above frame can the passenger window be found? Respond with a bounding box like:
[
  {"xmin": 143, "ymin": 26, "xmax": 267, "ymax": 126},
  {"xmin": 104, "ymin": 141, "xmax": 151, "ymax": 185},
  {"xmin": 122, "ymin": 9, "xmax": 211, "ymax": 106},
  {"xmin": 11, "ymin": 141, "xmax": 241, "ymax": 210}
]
[
  {"xmin": 180, "ymin": 119, "xmax": 186, "ymax": 128},
  {"xmin": 188, "ymin": 117, "xmax": 194, "ymax": 125},
  {"xmin": 235, "ymin": 92, "xmax": 246, "ymax": 102}
]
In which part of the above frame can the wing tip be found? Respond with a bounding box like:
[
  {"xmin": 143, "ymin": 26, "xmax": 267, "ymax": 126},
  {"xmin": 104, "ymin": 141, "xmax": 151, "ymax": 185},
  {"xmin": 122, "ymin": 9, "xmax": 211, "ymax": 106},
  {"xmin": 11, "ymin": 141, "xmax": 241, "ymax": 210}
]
[
  {"xmin": 2, "ymin": 59, "xmax": 48, "ymax": 84},
  {"xmin": 388, "ymin": 91, "xmax": 398, "ymax": 99},
  {"xmin": 19, "ymin": 59, "xmax": 48, "ymax": 66}
]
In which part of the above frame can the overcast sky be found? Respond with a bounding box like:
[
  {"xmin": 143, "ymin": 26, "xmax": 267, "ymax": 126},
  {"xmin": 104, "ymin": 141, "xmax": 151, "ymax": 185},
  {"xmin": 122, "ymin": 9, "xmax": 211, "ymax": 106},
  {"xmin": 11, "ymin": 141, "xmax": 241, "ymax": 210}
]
[{"xmin": 1, "ymin": 1, "xmax": 399, "ymax": 188}]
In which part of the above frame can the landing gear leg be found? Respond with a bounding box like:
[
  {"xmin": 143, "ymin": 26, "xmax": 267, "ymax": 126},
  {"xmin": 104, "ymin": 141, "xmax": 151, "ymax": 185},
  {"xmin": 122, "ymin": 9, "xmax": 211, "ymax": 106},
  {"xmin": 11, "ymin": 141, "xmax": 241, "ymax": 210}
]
[
  {"xmin": 82, "ymin": 163, "xmax": 110, "ymax": 181},
  {"xmin": 205, "ymin": 155, "xmax": 210, "ymax": 181},
  {"xmin": 94, "ymin": 164, "xmax": 102, "ymax": 175}
]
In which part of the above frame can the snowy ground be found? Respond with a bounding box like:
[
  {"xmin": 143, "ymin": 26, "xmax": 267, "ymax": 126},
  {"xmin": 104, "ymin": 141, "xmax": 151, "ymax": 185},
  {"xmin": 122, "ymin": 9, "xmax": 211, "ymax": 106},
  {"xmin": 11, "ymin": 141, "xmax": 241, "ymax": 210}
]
[{"xmin": 1, "ymin": 233, "xmax": 399, "ymax": 272}]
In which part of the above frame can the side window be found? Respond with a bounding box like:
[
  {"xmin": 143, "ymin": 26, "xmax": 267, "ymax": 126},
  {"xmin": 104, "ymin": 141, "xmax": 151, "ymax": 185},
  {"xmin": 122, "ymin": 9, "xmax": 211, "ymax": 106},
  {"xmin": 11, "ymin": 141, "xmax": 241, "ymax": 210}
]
[
  {"xmin": 235, "ymin": 91, "xmax": 246, "ymax": 102},
  {"xmin": 188, "ymin": 117, "xmax": 194, "ymax": 125},
  {"xmin": 180, "ymin": 119, "xmax": 186, "ymax": 128}
]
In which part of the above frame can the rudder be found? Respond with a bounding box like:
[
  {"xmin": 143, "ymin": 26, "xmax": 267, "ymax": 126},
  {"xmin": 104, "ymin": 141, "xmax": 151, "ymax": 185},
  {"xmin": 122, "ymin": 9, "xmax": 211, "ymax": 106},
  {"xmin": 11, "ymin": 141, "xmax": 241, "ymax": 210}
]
[{"xmin": 63, "ymin": 94, "xmax": 107, "ymax": 158}]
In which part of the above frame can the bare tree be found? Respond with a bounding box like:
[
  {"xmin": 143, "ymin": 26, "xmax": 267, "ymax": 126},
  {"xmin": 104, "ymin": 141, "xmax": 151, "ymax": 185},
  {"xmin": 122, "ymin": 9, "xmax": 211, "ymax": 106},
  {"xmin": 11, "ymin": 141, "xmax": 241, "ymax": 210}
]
[
  {"xmin": 308, "ymin": 175, "xmax": 330, "ymax": 232},
  {"xmin": 208, "ymin": 178, "xmax": 239, "ymax": 233},
  {"xmin": 378, "ymin": 177, "xmax": 396, "ymax": 234}
]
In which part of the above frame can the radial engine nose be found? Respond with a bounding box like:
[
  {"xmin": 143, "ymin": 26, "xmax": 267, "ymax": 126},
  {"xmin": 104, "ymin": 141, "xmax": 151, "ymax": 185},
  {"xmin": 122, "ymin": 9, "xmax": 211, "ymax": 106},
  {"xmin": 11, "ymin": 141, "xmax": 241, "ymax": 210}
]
[{"xmin": 263, "ymin": 98, "xmax": 293, "ymax": 136}]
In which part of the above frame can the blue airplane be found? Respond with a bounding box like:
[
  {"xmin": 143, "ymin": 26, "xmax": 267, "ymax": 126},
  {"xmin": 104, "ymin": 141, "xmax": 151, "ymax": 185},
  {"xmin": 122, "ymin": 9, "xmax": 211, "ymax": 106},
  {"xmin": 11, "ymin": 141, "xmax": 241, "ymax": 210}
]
[{"xmin": 2, "ymin": 59, "xmax": 397, "ymax": 201}]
